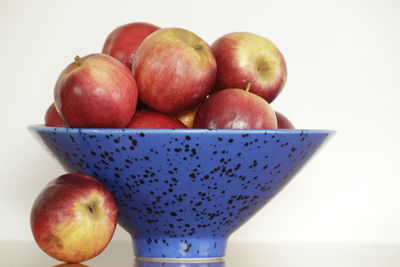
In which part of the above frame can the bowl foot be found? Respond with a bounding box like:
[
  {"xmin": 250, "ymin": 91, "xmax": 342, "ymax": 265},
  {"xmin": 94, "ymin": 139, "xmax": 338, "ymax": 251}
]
[
  {"xmin": 134, "ymin": 258, "xmax": 225, "ymax": 267},
  {"xmin": 135, "ymin": 257, "xmax": 224, "ymax": 262},
  {"xmin": 132, "ymin": 236, "xmax": 227, "ymax": 259}
]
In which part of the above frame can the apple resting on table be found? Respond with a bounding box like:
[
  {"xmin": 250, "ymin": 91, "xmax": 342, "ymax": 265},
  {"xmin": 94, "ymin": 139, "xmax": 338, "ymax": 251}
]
[
  {"xmin": 193, "ymin": 86, "xmax": 277, "ymax": 129},
  {"xmin": 132, "ymin": 27, "xmax": 217, "ymax": 114},
  {"xmin": 212, "ymin": 32, "xmax": 287, "ymax": 103},
  {"xmin": 30, "ymin": 173, "xmax": 118, "ymax": 263},
  {"xmin": 102, "ymin": 22, "xmax": 160, "ymax": 69},
  {"xmin": 54, "ymin": 53, "xmax": 138, "ymax": 128}
]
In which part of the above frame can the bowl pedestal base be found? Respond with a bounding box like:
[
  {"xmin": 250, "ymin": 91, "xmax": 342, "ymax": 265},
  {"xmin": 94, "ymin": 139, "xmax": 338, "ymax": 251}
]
[{"xmin": 132, "ymin": 236, "xmax": 228, "ymax": 260}]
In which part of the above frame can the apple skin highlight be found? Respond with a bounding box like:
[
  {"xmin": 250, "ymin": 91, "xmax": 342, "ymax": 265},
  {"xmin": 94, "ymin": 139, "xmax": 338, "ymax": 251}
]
[{"xmin": 30, "ymin": 173, "xmax": 118, "ymax": 263}]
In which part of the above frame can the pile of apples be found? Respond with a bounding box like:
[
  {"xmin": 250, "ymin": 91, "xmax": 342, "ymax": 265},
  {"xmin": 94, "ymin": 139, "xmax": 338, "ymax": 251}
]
[
  {"xmin": 32, "ymin": 22, "xmax": 295, "ymax": 264},
  {"xmin": 46, "ymin": 22, "xmax": 294, "ymax": 130}
]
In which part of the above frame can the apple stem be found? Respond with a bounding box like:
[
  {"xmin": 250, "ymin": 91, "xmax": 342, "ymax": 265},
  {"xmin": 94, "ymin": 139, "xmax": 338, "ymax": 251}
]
[
  {"xmin": 74, "ymin": 55, "xmax": 81, "ymax": 65},
  {"xmin": 245, "ymin": 81, "xmax": 252, "ymax": 92},
  {"xmin": 193, "ymin": 44, "xmax": 203, "ymax": 50}
]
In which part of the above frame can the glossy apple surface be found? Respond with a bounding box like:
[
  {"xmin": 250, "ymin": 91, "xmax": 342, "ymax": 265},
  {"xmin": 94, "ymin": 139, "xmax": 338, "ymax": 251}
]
[
  {"xmin": 102, "ymin": 22, "xmax": 160, "ymax": 69},
  {"xmin": 193, "ymin": 88, "xmax": 277, "ymax": 129},
  {"xmin": 54, "ymin": 54, "xmax": 138, "ymax": 128},
  {"xmin": 276, "ymin": 111, "xmax": 295, "ymax": 129},
  {"xmin": 31, "ymin": 173, "xmax": 118, "ymax": 263},
  {"xmin": 212, "ymin": 32, "xmax": 287, "ymax": 103},
  {"xmin": 45, "ymin": 103, "xmax": 68, "ymax": 127},
  {"xmin": 132, "ymin": 28, "xmax": 217, "ymax": 114},
  {"xmin": 126, "ymin": 109, "xmax": 187, "ymax": 129}
]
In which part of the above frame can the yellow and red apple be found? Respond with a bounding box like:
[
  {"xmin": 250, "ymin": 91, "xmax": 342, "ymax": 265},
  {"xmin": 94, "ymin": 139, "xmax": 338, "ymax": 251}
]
[
  {"xmin": 30, "ymin": 173, "xmax": 118, "ymax": 263},
  {"xmin": 132, "ymin": 28, "xmax": 217, "ymax": 114},
  {"xmin": 212, "ymin": 32, "xmax": 287, "ymax": 103},
  {"xmin": 102, "ymin": 22, "xmax": 160, "ymax": 69},
  {"xmin": 54, "ymin": 53, "xmax": 138, "ymax": 128}
]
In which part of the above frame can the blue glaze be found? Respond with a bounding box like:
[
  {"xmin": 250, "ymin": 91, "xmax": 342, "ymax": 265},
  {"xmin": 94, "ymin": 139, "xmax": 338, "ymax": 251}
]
[
  {"xmin": 29, "ymin": 126, "xmax": 333, "ymax": 259},
  {"xmin": 134, "ymin": 260, "xmax": 224, "ymax": 267}
]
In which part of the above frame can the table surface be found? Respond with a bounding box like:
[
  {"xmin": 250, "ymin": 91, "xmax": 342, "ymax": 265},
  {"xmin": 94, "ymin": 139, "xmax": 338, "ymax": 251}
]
[{"xmin": 1, "ymin": 242, "xmax": 400, "ymax": 267}]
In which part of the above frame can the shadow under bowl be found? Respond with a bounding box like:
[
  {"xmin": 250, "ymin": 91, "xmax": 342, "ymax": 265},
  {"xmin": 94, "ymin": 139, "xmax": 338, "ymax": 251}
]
[{"xmin": 29, "ymin": 126, "xmax": 333, "ymax": 260}]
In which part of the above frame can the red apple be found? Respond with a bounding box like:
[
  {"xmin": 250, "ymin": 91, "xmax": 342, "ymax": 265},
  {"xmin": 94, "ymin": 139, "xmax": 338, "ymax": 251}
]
[
  {"xmin": 30, "ymin": 173, "xmax": 118, "ymax": 263},
  {"xmin": 126, "ymin": 109, "xmax": 187, "ymax": 129},
  {"xmin": 54, "ymin": 264, "xmax": 88, "ymax": 267},
  {"xmin": 132, "ymin": 28, "xmax": 217, "ymax": 114},
  {"xmin": 102, "ymin": 22, "xmax": 160, "ymax": 69},
  {"xmin": 211, "ymin": 32, "xmax": 287, "ymax": 103},
  {"xmin": 193, "ymin": 87, "xmax": 277, "ymax": 129},
  {"xmin": 45, "ymin": 103, "xmax": 68, "ymax": 127},
  {"xmin": 276, "ymin": 111, "xmax": 295, "ymax": 129},
  {"xmin": 54, "ymin": 54, "xmax": 138, "ymax": 128}
]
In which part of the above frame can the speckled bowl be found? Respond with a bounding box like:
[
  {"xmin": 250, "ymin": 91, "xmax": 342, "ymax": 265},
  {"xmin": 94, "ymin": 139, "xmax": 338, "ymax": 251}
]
[{"xmin": 29, "ymin": 126, "xmax": 333, "ymax": 261}]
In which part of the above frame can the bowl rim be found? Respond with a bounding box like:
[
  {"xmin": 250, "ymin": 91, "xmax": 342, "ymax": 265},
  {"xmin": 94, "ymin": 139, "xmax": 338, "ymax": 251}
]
[{"xmin": 28, "ymin": 124, "xmax": 335, "ymax": 135}]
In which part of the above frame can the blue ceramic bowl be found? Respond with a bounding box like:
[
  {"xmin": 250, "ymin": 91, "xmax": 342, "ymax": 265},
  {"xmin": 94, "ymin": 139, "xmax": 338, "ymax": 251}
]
[
  {"xmin": 29, "ymin": 126, "xmax": 333, "ymax": 260},
  {"xmin": 134, "ymin": 260, "xmax": 224, "ymax": 266}
]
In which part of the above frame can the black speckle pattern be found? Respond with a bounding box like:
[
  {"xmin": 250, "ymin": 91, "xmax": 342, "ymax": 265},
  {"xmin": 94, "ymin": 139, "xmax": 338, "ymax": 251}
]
[{"xmin": 32, "ymin": 127, "xmax": 332, "ymax": 259}]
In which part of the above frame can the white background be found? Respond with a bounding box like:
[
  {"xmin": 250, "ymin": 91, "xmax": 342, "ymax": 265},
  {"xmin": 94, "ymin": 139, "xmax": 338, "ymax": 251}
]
[{"xmin": 1, "ymin": 0, "xmax": 399, "ymax": 245}]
